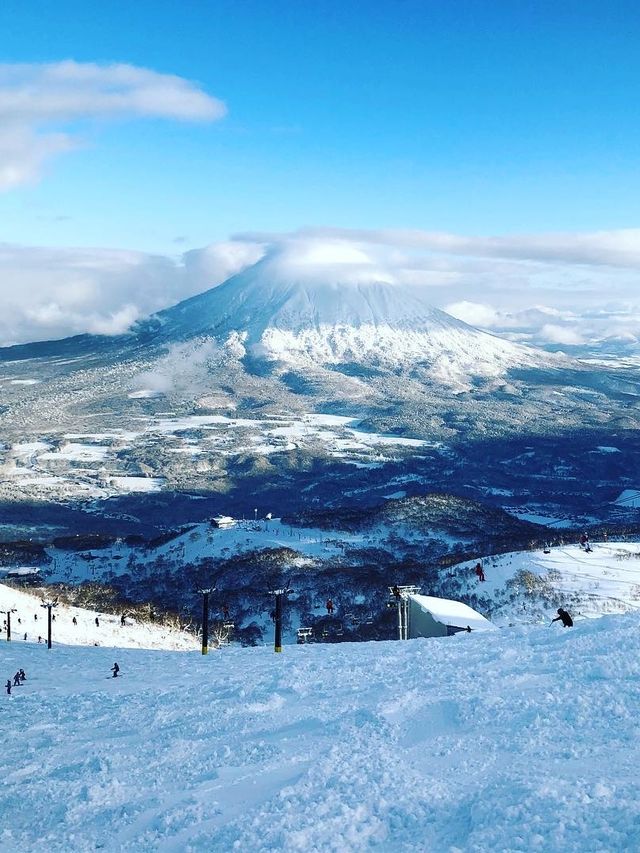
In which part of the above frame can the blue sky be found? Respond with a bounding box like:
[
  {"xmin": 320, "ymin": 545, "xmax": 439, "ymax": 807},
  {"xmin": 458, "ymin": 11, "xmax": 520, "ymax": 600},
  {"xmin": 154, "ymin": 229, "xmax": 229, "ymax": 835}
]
[
  {"xmin": 2, "ymin": 0, "xmax": 640, "ymax": 251},
  {"xmin": 1, "ymin": 0, "xmax": 640, "ymax": 347}
]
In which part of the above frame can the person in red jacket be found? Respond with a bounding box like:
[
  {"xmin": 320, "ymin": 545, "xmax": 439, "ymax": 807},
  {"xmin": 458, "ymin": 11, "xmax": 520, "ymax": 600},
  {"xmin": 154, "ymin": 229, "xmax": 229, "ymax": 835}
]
[
  {"xmin": 326, "ymin": 599, "xmax": 334, "ymax": 615},
  {"xmin": 474, "ymin": 563, "xmax": 485, "ymax": 582}
]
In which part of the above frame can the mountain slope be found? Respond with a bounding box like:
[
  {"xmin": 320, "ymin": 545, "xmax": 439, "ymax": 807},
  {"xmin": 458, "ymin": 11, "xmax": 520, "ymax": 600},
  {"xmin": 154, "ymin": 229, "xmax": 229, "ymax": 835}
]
[
  {"xmin": 144, "ymin": 252, "xmax": 547, "ymax": 377},
  {"xmin": 2, "ymin": 614, "xmax": 640, "ymax": 850}
]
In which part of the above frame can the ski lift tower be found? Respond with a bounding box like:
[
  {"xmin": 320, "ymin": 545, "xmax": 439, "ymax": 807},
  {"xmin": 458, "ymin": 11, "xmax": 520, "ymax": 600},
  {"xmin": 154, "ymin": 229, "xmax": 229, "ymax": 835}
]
[
  {"xmin": 269, "ymin": 587, "xmax": 292, "ymax": 653},
  {"xmin": 388, "ymin": 585, "xmax": 421, "ymax": 640},
  {"xmin": 40, "ymin": 598, "xmax": 59, "ymax": 649}
]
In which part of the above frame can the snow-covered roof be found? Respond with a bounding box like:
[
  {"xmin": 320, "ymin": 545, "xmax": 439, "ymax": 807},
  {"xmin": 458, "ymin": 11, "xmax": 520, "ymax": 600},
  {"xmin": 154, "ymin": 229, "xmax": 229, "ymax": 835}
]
[
  {"xmin": 2, "ymin": 566, "xmax": 40, "ymax": 576},
  {"xmin": 410, "ymin": 594, "xmax": 497, "ymax": 631},
  {"xmin": 212, "ymin": 515, "xmax": 236, "ymax": 526},
  {"xmin": 614, "ymin": 489, "xmax": 640, "ymax": 508}
]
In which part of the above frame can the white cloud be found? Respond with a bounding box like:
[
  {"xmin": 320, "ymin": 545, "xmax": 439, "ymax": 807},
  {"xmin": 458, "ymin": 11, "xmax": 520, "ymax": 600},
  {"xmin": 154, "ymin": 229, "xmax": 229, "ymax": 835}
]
[
  {"xmin": 0, "ymin": 241, "xmax": 260, "ymax": 346},
  {"xmin": 538, "ymin": 324, "xmax": 586, "ymax": 346},
  {"xmin": 1, "ymin": 228, "xmax": 640, "ymax": 351},
  {"xmin": 444, "ymin": 301, "xmax": 501, "ymax": 328},
  {"xmin": 0, "ymin": 61, "xmax": 226, "ymax": 189},
  {"xmin": 272, "ymin": 226, "xmax": 640, "ymax": 270}
]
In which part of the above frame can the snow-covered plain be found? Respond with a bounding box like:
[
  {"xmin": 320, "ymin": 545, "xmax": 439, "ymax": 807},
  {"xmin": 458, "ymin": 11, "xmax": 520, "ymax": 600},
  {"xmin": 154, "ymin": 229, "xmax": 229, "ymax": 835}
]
[{"xmin": 1, "ymin": 610, "xmax": 640, "ymax": 851}]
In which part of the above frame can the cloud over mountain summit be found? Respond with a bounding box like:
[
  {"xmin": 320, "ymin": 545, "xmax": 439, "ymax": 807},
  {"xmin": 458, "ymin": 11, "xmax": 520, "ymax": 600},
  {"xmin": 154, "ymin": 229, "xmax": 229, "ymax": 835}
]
[{"xmin": 1, "ymin": 228, "xmax": 640, "ymax": 352}]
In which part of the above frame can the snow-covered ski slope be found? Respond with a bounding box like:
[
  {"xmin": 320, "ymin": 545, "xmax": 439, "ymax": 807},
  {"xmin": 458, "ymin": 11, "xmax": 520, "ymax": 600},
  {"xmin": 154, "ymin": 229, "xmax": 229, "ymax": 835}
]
[
  {"xmin": 454, "ymin": 541, "xmax": 640, "ymax": 622},
  {"xmin": 0, "ymin": 584, "xmax": 198, "ymax": 651},
  {"xmin": 2, "ymin": 614, "xmax": 640, "ymax": 851}
]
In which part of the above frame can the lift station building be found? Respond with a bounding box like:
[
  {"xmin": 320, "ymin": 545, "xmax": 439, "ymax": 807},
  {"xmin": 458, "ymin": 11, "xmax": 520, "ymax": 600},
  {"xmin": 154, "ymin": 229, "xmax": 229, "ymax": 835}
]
[{"xmin": 408, "ymin": 594, "xmax": 497, "ymax": 638}]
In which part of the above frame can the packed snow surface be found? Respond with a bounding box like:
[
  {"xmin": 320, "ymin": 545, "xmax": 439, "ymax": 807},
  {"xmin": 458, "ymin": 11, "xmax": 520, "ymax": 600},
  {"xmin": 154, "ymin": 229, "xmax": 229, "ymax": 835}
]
[{"xmin": 2, "ymin": 611, "xmax": 640, "ymax": 851}]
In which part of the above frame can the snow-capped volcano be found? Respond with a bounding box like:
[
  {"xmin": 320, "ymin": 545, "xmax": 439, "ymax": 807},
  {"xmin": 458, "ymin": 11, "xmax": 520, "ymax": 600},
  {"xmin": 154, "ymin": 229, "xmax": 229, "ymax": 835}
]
[{"xmin": 148, "ymin": 245, "xmax": 545, "ymax": 380}]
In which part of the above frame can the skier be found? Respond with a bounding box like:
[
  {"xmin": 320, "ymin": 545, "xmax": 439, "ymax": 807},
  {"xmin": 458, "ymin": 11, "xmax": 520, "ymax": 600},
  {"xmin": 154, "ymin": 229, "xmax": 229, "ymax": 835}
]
[
  {"xmin": 6, "ymin": 679, "xmax": 11, "ymax": 696},
  {"xmin": 19, "ymin": 669, "xmax": 26, "ymax": 682},
  {"xmin": 72, "ymin": 616, "xmax": 77, "ymax": 626},
  {"xmin": 13, "ymin": 672, "xmax": 20, "ymax": 687},
  {"xmin": 111, "ymin": 662, "xmax": 120, "ymax": 678},
  {"xmin": 120, "ymin": 613, "xmax": 126, "ymax": 627},
  {"xmin": 37, "ymin": 636, "xmax": 42, "ymax": 643},
  {"xmin": 95, "ymin": 617, "xmax": 100, "ymax": 628},
  {"xmin": 474, "ymin": 563, "xmax": 486, "ymax": 582},
  {"xmin": 552, "ymin": 607, "xmax": 573, "ymax": 627},
  {"xmin": 23, "ymin": 633, "xmax": 27, "ymax": 641},
  {"xmin": 326, "ymin": 599, "xmax": 334, "ymax": 615},
  {"xmin": 579, "ymin": 532, "xmax": 590, "ymax": 551}
]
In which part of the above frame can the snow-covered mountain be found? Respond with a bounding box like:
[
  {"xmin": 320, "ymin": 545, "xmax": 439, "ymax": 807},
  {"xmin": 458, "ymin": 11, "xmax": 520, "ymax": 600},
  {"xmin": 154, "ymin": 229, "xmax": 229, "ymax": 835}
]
[{"xmin": 144, "ymin": 249, "xmax": 546, "ymax": 379}]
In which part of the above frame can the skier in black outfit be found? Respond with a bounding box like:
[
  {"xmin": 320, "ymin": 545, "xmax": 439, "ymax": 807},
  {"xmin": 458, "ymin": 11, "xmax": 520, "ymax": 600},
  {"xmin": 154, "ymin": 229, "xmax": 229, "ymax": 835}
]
[
  {"xmin": 19, "ymin": 669, "xmax": 26, "ymax": 682},
  {"xmin": 6, "ymin": 679, "xmax": 11, "ymax": 695},
  {"xmin": 111, "ymin": 662, "xmax": 120, "ymax": 678},
  {"xmin": 552, "ymin": 607, "xmax": 573, "ymax": 627},
  {"xmin": 95, "ymin": 617, "xmax": 99, "ymax": 627},
  {"xmin": 13, "ymin": 672, "xmax": 20, "ymax": 687}
]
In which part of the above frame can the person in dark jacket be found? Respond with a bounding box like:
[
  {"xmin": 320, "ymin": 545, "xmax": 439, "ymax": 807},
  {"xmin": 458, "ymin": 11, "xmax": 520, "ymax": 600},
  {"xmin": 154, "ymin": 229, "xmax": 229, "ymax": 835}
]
[
  {"xmin": 111, "ymin": 662, "xmax": 120, "ymax": 678},
  {"xmin": 6, "ymin": 679, "xmax": 11, "ymax": 695},
  {"xmin": 552, "ymin": 607, "xmax": 573, "ymax": 627},
  {"xmin": 13, "ymin": 672, "xmax": 20, "ymax": 687},
  {"xmin": 474, "ymin": 563, "xmax": 486, "ymax": 582}
]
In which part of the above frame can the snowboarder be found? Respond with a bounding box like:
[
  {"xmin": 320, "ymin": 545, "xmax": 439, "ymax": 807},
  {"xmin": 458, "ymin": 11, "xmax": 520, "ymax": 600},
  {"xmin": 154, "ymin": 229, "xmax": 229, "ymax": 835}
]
[
  {"xmin": 19, "ymin": 669, "xmax": 26, "ymax": 682},
  {"xmin": 111, "ymin": 662, "xmax": 120, "ymax": 678},
  {"xmin": 552, "ymin": 607, "xmax": 573, "ymax": 627},
  {"xmin": 579, "ymin": 532, "xmax": 590, "ymax": 551},
  {"xmin": 13, "ymin": 672, "xmax": 20, "ymax": 687},
  {"xmin": 474, "ymin": 563, "xmax": 486, "ymax": 582},
  {"xmin": 326, "ymin": 599, "xmax": 334, "ymax": 615},
  {"xmin": 95, "ymin": 617, "xmax": 100, "ymax": 628},
  {"xmin": 6, "ymin": 679, "xmax": 11, "ymax": 696},
  {"xmin": 72, "ymin": 616, "xmax": 77, "ymax": 626}
]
